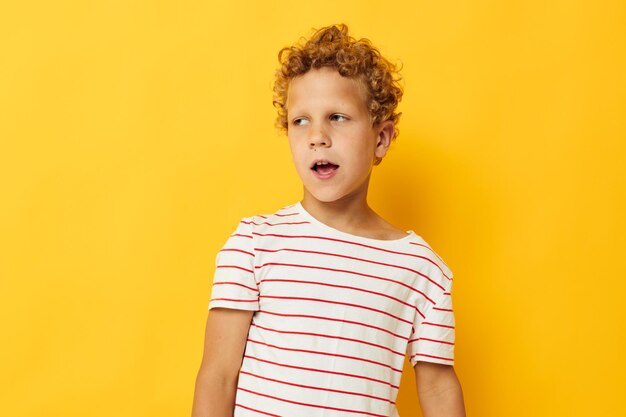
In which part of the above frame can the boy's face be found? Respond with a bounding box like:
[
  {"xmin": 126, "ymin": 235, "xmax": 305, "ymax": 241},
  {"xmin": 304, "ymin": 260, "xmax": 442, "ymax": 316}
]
[{"xmin": 286, "ymin": 66, "xmax": 394, "ymax": 205}]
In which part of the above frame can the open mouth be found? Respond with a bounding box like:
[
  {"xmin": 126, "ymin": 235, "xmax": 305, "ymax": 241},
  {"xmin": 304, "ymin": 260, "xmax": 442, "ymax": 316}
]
[{"xmin": 311, "ymin": 161, "xmax": 340, "ymax": 175}]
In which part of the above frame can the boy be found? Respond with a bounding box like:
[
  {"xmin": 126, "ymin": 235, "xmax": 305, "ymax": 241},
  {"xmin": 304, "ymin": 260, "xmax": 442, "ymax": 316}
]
[{"xmin": 192, "ymin": 24, "xmax": 466, "ymax": 417}]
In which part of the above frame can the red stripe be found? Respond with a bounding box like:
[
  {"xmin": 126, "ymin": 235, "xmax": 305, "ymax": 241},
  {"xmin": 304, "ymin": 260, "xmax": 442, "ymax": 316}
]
[
  {"xmin": 256, "ymin": 246, "xmax": 445, "ymax": 286},
  {"xmin": 259, "ymin": 278, "xmax": 425, "ymax": 318},
  {"xmin": 257, "ymin": 212, "xmax": 299, "ymax": 218},
  {"xmin": 230, "ymin": 233, "xmax": 252, "ymax": 239},
  {"xmin": 235, "ymin": 403, "xmax": 281, "ymax": 417},
  {"xmin": 407, "ymin": 337, "xmax": 454, "ymax": 346},
  {"xmin": 409, "ymin": 240, "xmax": 449, "ymax": 267},
  {"xmin": 422, "ymin": 321, "xmax": 455, "ymax": 329},
  {"xmin": 434, "ymin": 306, "xmax": 453, "ymax": 312},
  {"xmin": 259, "ymin": 295, "xmax": 412, "ymax": 325},
  {"xmin": 216, "ymin": 264, "xmax": 254, "ymax": 274},
  {"xmin": 253, "ymin": 230, "xmax": 451, "ymax": 281},
  {"xmin": 237, "ymin": 386, "xmax": 391, "ymax": 417},
  {"xmin": 219, "ymin": 248, "xmax": 254, "ymax": 257},
  {"xmin": 246, "ymin": 338, "xmax": 403, "ymax": 373},
  {"xmin": 257, "ymin": 309, "xmax": 408, "ymax": 341},
  {"xmin": 211, "ymin": 297, "xmax": 258, "ymax": 303},
  {"xmin": 212, "ymin": 281, "xmax": 258, "ymax": 293},
  {"xmin": 244, "ymin": 354, "xmax": 400, "ymax": 389},
  {"xmin": 256, "ymin": 261, "xmax": 444, "ymax": 294},
  {"xmin": 250, "ymin": 322, "xmax": 405, "ymax": 357},
  {"xmin": 239, "ymin": 370, "xmax": 395, "ymax": 404},
  {"xmin": 266, "ymin": 213, "xmax": 300, "ymax": 217},
  {"xmin": 275, "ymin": 212, "xmax": 298, "ymax": 217},
  {"xmin": 409, "ymin": 352, "xmax": 454, "ymax": 362},
  {"xmin": 243, "ymin": 220, "xmax": 311, "ymax": 227}
]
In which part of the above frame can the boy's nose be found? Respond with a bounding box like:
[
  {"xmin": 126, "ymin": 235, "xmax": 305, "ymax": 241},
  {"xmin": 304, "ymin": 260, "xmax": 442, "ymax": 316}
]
[{"xmin": 308, "ymin": 125, "xmax": 331, "ymax": 148}]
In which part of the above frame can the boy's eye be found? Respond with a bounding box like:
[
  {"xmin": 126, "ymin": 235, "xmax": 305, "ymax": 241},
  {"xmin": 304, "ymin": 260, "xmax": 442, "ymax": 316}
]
[
  {"xmin": 292, "ymin": 118, "xmax": 309, "ymax": 126},
  {"xmin": 330, "ymin": 114, "xmax": 348, "ymax": 122}
]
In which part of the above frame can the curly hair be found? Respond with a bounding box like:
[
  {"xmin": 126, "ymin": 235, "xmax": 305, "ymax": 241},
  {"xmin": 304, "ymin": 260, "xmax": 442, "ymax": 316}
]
[{"xmin": 272, "ymin": 24, "xmax": 404, "ymax": 165}]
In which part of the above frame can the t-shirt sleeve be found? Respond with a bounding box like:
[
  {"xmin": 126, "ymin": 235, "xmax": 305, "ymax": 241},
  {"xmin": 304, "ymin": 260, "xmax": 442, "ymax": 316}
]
[
  {"xmin": 208, "ymin": 216, "xmax": 260, "ymax": 311},
  {"xmin": 407, "ymin": 278, "xmax": 456, "ymax": 366}
]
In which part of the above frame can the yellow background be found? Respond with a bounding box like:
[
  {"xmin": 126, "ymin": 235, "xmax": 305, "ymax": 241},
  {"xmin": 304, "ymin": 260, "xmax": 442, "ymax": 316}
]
[{"xmin": 1, "ymin": 1, "xmax": 624, "ymax": 416}]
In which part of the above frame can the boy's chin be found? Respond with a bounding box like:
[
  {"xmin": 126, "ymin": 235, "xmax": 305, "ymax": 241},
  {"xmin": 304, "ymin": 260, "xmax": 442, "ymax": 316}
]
[{"xmin": 303, "ymin": 187, "xmax": 348, "ymax": 204}]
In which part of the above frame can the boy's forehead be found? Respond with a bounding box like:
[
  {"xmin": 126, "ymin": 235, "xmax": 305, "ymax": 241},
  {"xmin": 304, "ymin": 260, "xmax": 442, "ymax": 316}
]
[{"xmin": 286, "ymin": 67, "xmax": 368, "ymax": 110}]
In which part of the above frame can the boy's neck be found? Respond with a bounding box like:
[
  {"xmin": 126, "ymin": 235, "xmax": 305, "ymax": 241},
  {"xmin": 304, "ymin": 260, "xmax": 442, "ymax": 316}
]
[
  {"xmin": 300, "ymin": 190, "xmax": 380, "ymax": 233},
  {"xmin": 299, "ymin": 187, "xmax": 408, "ymax": 241}
]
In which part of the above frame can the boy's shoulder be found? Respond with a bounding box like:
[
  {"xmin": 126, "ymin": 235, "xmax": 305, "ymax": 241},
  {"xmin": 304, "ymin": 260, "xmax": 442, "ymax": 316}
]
[
  {"xmin": 407, "ymin": 233, "xmax": 455, "ymax": 283},
  {"xmin": 240, "ymin": 202, "xmax": 299, "ymax": 227}
]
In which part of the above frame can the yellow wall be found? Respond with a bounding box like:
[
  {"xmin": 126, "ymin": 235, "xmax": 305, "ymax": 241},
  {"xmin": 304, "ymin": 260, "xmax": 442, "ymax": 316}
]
[{"xmin": 1, "ymin": 1, "xmax": 624, "ymax": 416}]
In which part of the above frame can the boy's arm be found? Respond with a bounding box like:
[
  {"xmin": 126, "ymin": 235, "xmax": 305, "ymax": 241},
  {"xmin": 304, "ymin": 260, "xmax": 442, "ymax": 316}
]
[
  {"xmin": 191, "ymin": 308, "xmax": 254, "ymax": 417},
  {"xmin": 414, "ymin": 362, "xmax": 466, "ymax": 417}
]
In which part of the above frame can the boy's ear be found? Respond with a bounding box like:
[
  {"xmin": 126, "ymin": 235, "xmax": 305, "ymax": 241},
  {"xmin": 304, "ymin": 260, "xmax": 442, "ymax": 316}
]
[{"xmin": 374, "ymin": 120, "xmax": 395, "ymax": 160}]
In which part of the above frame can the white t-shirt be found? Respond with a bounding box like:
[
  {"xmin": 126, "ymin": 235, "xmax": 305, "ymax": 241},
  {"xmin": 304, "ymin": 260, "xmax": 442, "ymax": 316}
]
[{"xmin": 208, "ymin": 201, "xmax": 456, "ymax": 417}]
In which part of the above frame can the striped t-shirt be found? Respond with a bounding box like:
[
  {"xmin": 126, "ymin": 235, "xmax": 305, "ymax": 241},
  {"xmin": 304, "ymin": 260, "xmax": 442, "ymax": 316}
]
[{"xmin": 208, "ymin": 201, "xmax": 456, "ymax": 417}]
